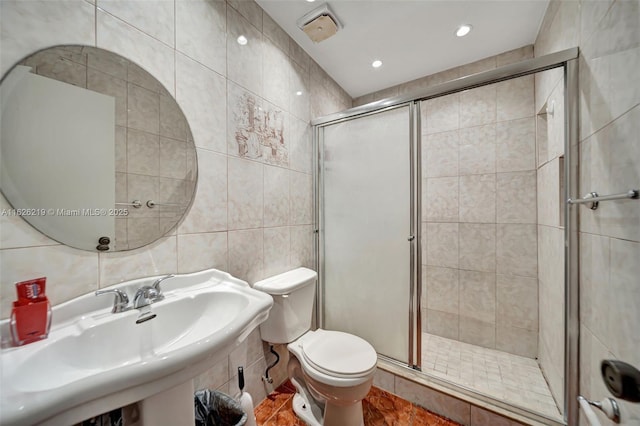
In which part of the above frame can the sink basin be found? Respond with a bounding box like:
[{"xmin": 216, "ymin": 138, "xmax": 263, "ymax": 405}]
[{"xmin": 0, "ymin": 269, "xmax": 273, "ymax": 426}]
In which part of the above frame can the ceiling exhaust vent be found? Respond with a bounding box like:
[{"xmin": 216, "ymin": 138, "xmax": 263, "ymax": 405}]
[{"xmin": 296, "ymin": 4, "xmax": 342, "ymax": 43}]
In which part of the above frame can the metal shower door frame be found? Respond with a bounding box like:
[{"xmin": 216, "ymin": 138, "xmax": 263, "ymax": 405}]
[{"xmin": 313, "ymin": 47, "xmax": 579, "ymax": 425}]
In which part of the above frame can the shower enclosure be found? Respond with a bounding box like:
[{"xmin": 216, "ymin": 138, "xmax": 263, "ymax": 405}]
[{"xmin": 313, "ymin": 49, "xmax": 579, "ymax": 425}]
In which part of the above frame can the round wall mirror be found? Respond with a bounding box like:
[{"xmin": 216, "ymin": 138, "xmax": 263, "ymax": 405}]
[{"xmin": 0, "ymin": 45, "xmax": 197, "ymax": 252}]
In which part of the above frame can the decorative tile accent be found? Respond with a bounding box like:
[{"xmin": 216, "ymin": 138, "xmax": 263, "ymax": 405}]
[{"xmin": 228, "ymin": 83, "xmax": 288, "ymax": 166}]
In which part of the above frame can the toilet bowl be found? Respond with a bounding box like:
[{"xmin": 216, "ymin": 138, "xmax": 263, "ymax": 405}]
[{"xmin": 253, "ymin": 268, "xmax": 377, "ymax": 426}]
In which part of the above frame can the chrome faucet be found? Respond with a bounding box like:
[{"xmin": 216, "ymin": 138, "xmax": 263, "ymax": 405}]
[
  {"xmin": 133, "ymin": 286, "xmax": 161, "ymax": 309},
  {"xmin": 95, "ymin": 289, "xmax": 129, "ymax": 313},
  {"xmin": 151, "ymin": 274, "xmax": 175, "ymax": 296}
]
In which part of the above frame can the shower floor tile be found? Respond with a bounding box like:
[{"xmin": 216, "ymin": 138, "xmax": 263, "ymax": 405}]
[
  {"xmin": 421, "ymin": 333, "xmax": 561, "ymax": 419},
  {"xmin": 256, "ymin": 380, "xmax": 461, "ymax": 425}
]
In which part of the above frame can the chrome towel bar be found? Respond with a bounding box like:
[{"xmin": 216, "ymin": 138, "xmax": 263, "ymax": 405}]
[
  {"xmin": 115, "ymin": 200, "xmax": 142, "ymax": 208},
  {"xmin": 146, "ymin": 200, "xmax": 185, "ymax": 208},
  {"xmin": 568, "ymin": 189, "xmax": 639, "ymax": 210}
]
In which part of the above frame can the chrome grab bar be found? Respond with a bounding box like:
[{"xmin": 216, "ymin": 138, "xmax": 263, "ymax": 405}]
[{"xmin": 568, "ymin": 189, "xmax": 639, "ymax": 210}]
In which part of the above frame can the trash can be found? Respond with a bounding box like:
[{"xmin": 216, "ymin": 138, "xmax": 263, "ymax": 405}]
[{"xmin": 194, "ymin": 389, "xmax": 247, "ymax": 426}]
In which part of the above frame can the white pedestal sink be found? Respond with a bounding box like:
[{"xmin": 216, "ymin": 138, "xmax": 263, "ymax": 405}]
[{"xmin": 0, "ymin": 269, "xmax": 273, "ymax": 426}]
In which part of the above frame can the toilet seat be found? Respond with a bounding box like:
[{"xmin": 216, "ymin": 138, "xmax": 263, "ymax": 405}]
[
  {"xmin": 301, "ymin": 330, "xmax": 377, "ymax": 378},
  {"xmin": 289, "ymin": 329, "xmax": 377, "ymax": 387}
]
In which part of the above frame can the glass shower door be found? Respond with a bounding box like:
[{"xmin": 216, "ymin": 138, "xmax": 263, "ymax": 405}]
[{"xmin": 320, "ymin": 105, "xmax": 413, "ymax": 363}]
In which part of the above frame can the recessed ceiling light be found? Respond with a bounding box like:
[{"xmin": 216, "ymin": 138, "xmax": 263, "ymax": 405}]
[
  {"xmin": 296, "ymin": 91, "xmax": 303, "ymax": 96},
  {"xmin": 372, "ymin": 59, "xmax": 383, "ymax": 68},
  {"xmin": 306, "ymin": 0, "xmax": 315, "ymax": 2},
  {"xmin": 456, "ymin": 24, "xmax": 472, "ymax": 37},
  {"xmin": 237, "ymin": 35, "xmax": 248, "ymax": 45}
]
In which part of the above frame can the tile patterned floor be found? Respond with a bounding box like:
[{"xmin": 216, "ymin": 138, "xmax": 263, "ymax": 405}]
[
  {"xmin": 421, "ymin": 333, "xmax": 560, "ymax": 419},
  {"xmin": 256, "ymin": 381, "xmax": 461, "ymax": 426}
]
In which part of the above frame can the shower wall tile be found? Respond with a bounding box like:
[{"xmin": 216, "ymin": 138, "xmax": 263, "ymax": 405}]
[
  {"xmin": 424, "ymin": 93, "xmax": 459, "ymax": 134},
  {"xmin": 545, "ymin": 82, "xmax": 565, "ymax": 161},
  {"xmin": 496, "ymin": 274, "xmax": 538, "ymax": 331},
  {"xmin": 426, "ymin": 309, "xmax": 459, "ymax": 340},
  {"xmin": 496, "ymin": 224, "xmax": 537, "ymax": 278},
  {"xmin": 458, "ymin": 124, "xmax": 496, "ymax": 176},
  {"xmin": 496, "ymin": 117, "xmax": 536, "ymax": 173},
  {"xmin": 426, "ymin": 223, "xmax": 459, "ymax": 269},
  {"xmin": 459, "ymin": 316, "xmax": 495, "ymax": 348},
  {"xmin": 459, "ymin": 174, "xmax": 496, "ymax": 223},
  {"xmin": 459, "ymin": 270, "xmax": 495, "ymax": 323},
  {"xmin": 459, "ymin": 224, "xmax": 496, "ymax": 273},
  {"xmin": 536, "ymin": 160, "xmax": 561, "ymax": 228},
  {"xmin": 424, "ymin": 177, "xmax": 459, "ymax": 222},
  {"xmin": 496, "ymin": 75, "xmax": 534, "ymax": 122},
  {"xmin": 496, "ymin": 171, "xmax": 537, "ymax": 224},
  {"xmin": 415, "ymin": 48, "xmax": 537, "ymax": 357},
  {"xmin": 496, "ymin": 324, "xmax": 537, "ymax": 358},
  {"xmin": 423, "ymin": 130, "xmax": 459, "ymax": 178},
  {"xmin": 425, "ymin": 266, "xmax": 459, "ymax": 314},
  {"xmin": 460, "ymin": 85, "xmax": 497, "ymax": 128}
]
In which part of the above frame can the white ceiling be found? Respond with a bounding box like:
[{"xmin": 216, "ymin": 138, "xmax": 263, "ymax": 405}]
[{"xmin": 256, "ymin": 0, "xmax": 549, "ymax": 98}]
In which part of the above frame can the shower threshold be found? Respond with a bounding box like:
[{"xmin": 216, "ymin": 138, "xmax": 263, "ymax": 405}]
[{"xmin": 421, "ymin": 333, "xmax": 561, "ymax": 420}]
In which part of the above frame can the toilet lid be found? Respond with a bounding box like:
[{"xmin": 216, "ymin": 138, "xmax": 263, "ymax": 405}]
[{"xmin": 301, "ymin": 330, "xmax": 377, "ymax": 377}]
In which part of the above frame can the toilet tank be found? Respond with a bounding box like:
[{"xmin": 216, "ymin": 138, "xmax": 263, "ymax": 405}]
[{"xmin": 253, "ymin": 268, "xmax": 317, "ymax": 344}]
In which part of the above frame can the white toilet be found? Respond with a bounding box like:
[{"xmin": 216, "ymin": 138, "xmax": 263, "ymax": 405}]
[{"xmin": 254, "ymin": 268, "xmax": 377, "ymax": 426}]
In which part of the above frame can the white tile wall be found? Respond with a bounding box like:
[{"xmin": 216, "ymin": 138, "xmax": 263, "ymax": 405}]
[
  {"xmin": 535, "ymin": 0, "xmax": 640, "ymax": 423},
  {"xmin": 0, "ymin": 0, "xmax": 351, "ymax": 412}
]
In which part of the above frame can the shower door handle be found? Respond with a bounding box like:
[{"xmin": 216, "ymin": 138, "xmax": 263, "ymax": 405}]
[{"xmin": 407, "ymin": 235, "xmax": 415, "ymax": 241}]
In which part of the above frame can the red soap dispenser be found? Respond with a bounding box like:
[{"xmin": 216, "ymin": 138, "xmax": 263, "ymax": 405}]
[{"xmin": 10, "ymin": 277, "xmax": 52, "ymax": 346}]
